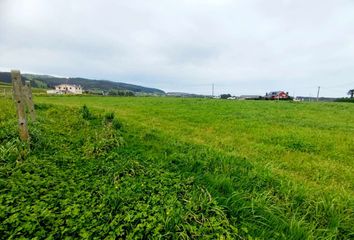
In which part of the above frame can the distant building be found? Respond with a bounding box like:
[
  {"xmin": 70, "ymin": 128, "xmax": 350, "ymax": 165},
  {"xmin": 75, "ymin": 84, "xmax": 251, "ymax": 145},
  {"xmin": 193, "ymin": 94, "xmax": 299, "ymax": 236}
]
[
  {"xmin": 239, "ymin": 95, "xmax": 262, "ymax": 100},
  {"xmin": 265, "ymin": 91, "xmax": 289, "ymax": 100},
  {"xmin": 47, "ymin": 84, "xmax": 83, "ymax": 94}
]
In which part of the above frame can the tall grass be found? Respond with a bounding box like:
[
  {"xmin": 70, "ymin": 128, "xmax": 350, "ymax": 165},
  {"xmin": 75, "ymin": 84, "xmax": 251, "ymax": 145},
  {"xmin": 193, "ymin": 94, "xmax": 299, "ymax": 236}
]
[{"xmin": 1, "ymin": 96, "xmax": 354, "ymax": 238}]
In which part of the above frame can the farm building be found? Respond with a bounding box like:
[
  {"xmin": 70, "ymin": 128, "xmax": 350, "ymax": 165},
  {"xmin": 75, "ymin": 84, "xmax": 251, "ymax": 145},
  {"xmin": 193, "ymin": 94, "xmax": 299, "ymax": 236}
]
[
  {"xmin": 47, "ymin": 84, "xmax": 83, "ymax": 94},
  {"xmin": 265, "ymin": 91, "xmax": 289, "ymax": 100}
]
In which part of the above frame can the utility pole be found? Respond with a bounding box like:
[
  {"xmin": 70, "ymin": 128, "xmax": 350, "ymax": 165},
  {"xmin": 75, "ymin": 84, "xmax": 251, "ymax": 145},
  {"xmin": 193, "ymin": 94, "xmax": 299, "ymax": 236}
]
[
  {"xmin": 317, "ymin": 86, "xmax": 320, "ymax": 102},
  {"xmin": 212, "ymin": 83, "xmax": 214, "ymax": 97}
]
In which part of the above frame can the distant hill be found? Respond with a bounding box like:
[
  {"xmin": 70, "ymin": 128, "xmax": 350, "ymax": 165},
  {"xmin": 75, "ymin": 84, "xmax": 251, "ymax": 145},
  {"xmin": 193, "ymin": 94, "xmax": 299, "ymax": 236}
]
[
  {"xmin": 166, "ymin": 92, "xmax": 210, "ymax": 98},
  {"xmin": 0, "ymin": 72, "xmax": 165, "ymax": 95}
]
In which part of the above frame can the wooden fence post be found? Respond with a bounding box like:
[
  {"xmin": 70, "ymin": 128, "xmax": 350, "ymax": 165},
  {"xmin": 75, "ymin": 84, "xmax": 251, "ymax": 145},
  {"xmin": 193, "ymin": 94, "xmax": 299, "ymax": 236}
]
[
  {"xmin": 11, "ymin": 70, "xmax": 29, "ymax": 141},
  {"xmin": 23, "ymin": 80, "xmax": 36, "ymax": 121}
]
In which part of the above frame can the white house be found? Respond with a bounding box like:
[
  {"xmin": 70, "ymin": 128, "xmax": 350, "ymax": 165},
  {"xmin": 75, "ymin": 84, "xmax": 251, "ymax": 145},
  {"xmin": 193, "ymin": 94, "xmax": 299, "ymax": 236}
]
[
  {"xmin": 47, "ymin": 84, "xmax": 83, "ymax": 94},
  {"xmin": 46, "ymin": 89, "xmax": 62, "ymax": 94}
]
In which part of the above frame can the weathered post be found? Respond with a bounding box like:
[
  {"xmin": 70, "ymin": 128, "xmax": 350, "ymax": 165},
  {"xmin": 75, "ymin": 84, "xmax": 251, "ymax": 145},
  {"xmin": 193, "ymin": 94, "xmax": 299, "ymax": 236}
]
[
  {"xmin": 23, "ymin": 80, "xmax": 36, "ymax": 121},
  {"xmin": 11, "ymin": 70, "xmax": 29, "ymax": 141}
]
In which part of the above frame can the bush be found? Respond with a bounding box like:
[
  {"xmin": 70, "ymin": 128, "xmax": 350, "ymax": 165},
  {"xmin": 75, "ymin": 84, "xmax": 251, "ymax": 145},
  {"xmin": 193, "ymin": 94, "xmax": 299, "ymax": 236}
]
[
  {"xmin": 335, "ymin": 98, "xmax": 354, "ymax": 103},
  {"xmin": 220, "ymin": 94, "xmax": 232, "ymax": 99}
]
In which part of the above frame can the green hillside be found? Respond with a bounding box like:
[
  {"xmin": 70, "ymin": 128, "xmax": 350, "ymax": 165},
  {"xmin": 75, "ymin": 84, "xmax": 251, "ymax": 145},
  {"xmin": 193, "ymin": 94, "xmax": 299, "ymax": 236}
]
[
  {"xmin": 0, "ymin": 81, "xmax": 46, "ymax": 95},
  {"xmin": 0, "ymin": 72, "xmax": 165, "ymax": 95},
  {"xmin": 0, "ymin": 81, "xmax": 11, "ymax": 87}
]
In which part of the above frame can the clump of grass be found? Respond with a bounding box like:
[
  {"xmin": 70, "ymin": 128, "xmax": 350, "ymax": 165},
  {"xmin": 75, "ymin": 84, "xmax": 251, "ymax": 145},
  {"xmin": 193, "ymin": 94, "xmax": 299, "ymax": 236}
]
[
  {"xmin": 80, "ymin": 104, "xmax": 94, "ymax": 120},
  {"xmin": 104, "ymin": 112, "xmax": 115, "ymax": 123},
  {"xmin": 33, "ymin": 103, "xmax": 51, "ymax": 111},
  {"xmin": 104, "ymin": 112, "xmax": 123, "ymax": 130},
  {"xmin": 0, "ymin": 139, "xmax": 25, "ymax": 164},
  {"xmin": 112, "ymin": 119, "xmax": 123, "ymax": 130}
]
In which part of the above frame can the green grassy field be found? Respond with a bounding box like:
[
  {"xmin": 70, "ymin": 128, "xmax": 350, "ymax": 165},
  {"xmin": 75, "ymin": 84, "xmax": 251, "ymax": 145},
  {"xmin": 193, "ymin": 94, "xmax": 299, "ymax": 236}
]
[
  {"xmin": 1, "ymin": 96, "xmax": 353, "ymax": 239},
  {"xmin": 0, "ymin": 82, "xmax": 12, "ymax": 94},
  {"xmin": 0, "ymin": 81, "xmax": 47, "ymax": 96}
]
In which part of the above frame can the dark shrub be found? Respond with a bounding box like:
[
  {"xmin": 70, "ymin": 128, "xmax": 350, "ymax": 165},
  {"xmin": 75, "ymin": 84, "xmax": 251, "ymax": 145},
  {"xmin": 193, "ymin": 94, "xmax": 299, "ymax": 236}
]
[{"xmin": 81, "ymin": 105, "xmax": 93, "ymax": 120}]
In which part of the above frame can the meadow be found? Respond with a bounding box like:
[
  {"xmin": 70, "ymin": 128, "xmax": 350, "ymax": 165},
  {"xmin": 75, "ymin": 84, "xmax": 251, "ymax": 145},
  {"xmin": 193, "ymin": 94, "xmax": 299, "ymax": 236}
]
[{"xmin": 1, "ymin": 95, "xmax": 353, "ymax": 239}]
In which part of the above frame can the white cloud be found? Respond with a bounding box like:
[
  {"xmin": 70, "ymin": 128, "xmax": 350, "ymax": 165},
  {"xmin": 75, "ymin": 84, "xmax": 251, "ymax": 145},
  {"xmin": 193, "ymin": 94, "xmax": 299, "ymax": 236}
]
[{"xmin": 0, "ymin": 0, "xmax": 353, "ymax": 96}]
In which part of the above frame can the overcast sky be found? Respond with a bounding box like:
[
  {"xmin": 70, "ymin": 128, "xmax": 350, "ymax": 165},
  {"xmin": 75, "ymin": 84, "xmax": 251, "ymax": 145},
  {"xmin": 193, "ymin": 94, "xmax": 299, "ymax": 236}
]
[{"xmin": 1, "ymin": 0, "xmax": 353, "ymax": 97}]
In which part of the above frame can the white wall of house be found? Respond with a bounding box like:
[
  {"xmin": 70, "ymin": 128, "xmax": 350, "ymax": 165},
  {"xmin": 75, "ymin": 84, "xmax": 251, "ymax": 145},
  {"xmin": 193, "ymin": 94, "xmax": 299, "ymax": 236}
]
[
  {"xmin": 54, "ymin": 84, "xmax": 83, "ymax": 94},
  {"xmin": 46, "ymin": 89, "xmax": 62, "ymax": 94}
]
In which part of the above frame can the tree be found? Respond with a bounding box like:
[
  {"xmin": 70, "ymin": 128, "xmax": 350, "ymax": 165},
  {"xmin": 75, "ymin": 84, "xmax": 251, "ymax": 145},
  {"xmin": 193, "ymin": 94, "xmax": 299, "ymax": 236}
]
[
  {"xmin": 220, "ymin": 94, "xmax": 231, "ymax": 99},
  {"xmin": 348, "ymin": 89, "xmax": 354, "ymax": 99}
]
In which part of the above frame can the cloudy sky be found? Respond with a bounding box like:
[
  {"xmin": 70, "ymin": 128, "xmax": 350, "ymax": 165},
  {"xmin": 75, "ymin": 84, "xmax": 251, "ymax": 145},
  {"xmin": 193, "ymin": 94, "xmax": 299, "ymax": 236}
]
[{"xmin": 1, "ymin": 0, "xmax": 353, "ymax": 97}]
